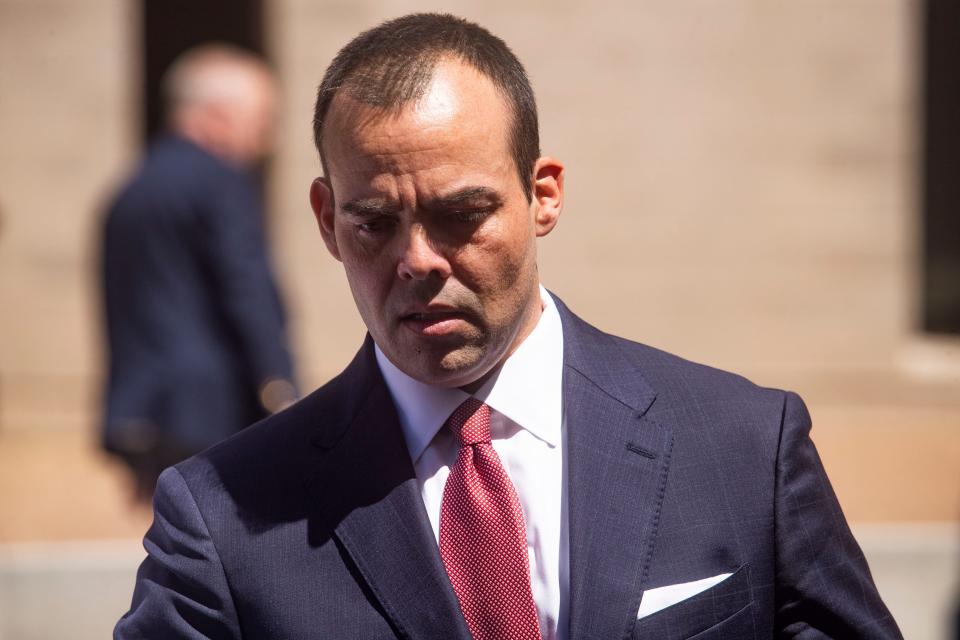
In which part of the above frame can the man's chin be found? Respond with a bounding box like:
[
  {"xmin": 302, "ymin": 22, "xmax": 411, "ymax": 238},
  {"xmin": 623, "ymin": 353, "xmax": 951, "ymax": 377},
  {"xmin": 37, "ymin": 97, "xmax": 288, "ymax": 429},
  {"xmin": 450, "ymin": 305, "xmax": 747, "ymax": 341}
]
[{"xmin": 392, "ymin": 342, "xmax": 493, "ymax": 389}]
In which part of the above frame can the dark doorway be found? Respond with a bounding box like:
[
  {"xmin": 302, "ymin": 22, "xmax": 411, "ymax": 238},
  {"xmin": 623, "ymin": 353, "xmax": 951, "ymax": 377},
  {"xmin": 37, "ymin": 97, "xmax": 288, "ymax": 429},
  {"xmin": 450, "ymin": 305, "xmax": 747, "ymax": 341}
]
[
  {"xmin": 922, "ymin": 0, "xmax": 960, "ymax": 334},
  {"xmin": 142, "ymin": 0, "xmax": 265, "ymax": 142}
]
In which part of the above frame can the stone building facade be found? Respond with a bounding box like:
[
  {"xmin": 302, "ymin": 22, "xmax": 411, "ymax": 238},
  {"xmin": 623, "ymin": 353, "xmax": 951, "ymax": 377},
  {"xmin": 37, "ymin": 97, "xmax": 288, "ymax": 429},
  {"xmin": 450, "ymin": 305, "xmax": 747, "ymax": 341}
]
[{"xmin": 0, "ymin": 0, "xmax": 956, "ymax": 524}]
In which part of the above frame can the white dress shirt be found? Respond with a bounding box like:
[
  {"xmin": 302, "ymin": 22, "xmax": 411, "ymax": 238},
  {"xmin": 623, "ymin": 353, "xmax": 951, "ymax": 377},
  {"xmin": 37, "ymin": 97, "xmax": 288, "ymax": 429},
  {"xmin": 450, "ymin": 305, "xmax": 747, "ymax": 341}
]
[{"xmin": 375, "ymin": 285, "xmax": 568, "ymax": 640}]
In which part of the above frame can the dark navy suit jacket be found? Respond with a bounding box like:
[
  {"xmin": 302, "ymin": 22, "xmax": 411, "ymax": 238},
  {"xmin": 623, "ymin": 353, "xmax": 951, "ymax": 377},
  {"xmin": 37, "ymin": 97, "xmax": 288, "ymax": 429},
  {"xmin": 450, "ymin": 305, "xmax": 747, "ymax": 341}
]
[
  {"xmin": 101, "ymin": 136, "xmax": 293, "ymax": 455},
  {"xmin": 115, "ymin": 298, "xmax": 901, "ymax": 639}
]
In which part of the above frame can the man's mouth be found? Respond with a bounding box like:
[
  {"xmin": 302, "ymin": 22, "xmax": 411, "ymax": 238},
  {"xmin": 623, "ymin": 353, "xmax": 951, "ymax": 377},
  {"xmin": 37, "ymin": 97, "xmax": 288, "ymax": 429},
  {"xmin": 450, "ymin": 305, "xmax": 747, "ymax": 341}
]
[
  {"xmin": 404, "ymin": 311, "xmax": 458, "ymax": 321},
  {"xmin": 400, "ymin": 309, "xmax": 467, "ymax": 335}
]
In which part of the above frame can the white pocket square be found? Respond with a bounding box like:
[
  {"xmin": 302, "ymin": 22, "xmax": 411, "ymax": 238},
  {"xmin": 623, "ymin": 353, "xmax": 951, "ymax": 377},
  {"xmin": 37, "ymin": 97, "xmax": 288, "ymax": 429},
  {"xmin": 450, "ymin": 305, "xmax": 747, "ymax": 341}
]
[{"xmin": 636, "ymin": 572, "xmax": 733, "ymax": 619}]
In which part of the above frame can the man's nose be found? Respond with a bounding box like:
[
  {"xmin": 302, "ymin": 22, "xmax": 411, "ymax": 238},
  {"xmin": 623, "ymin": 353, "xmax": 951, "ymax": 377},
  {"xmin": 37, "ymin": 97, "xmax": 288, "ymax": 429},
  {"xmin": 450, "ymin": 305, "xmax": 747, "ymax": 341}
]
[{"xmin": 396, "ymin": 224, "xmax": 451, "ymax": 281}]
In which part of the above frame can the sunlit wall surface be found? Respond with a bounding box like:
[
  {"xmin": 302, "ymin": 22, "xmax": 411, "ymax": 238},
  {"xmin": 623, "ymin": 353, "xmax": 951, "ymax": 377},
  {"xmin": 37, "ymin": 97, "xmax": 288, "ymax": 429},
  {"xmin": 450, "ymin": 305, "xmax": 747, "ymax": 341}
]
[{"xmin": 0, "ymin": 2, "xmax": 956, "ymax": 638}]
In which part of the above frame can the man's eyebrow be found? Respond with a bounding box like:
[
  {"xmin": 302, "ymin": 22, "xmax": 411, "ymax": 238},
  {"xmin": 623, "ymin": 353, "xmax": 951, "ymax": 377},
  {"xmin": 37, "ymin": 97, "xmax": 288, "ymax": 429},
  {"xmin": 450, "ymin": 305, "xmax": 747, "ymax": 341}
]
[
  {"xmin": 340, "ymin": 198, "xmax": 401, "ymax": 217},
  {"xmin": 426, "ymin": 186, "xmax": 503, "ymax": 209},
  {"xmin": 340, "ymin": 187, "xmax": 502, "ymax": 216}
]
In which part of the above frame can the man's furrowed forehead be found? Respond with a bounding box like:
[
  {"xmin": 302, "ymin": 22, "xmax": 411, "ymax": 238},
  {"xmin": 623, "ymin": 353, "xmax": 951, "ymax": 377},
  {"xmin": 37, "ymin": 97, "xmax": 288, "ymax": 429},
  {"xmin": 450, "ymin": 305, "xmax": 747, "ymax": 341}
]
[{"xmin": 323, "ymin": 60, "xmax": 509, "ymax": 145}]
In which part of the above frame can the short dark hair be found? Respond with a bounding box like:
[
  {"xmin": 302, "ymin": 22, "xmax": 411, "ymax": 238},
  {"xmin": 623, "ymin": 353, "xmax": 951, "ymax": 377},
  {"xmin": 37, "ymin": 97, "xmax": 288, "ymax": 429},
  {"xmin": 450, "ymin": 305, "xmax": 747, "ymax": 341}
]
[{"xmin": 313, "ymin": 13, "xmax": 540, "ymax": 201}]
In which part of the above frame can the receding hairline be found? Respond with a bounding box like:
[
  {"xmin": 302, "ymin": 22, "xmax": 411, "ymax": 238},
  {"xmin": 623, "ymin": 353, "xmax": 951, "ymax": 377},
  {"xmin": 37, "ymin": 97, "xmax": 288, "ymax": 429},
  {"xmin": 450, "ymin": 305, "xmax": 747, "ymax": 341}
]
[
  {"xmin": 322, "ymin": 55, "xmax": 509, "ymax": 138},
  {"xmin": 317, "ymin": 55, "xmax": 521, "ymax": 177}
]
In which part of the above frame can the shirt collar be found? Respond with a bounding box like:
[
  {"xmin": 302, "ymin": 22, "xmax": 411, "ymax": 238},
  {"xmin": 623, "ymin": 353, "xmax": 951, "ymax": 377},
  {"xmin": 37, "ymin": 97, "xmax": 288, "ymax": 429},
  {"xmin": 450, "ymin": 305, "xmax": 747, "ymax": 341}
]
[{"xmin": 375, "ymin": 285, "xmax": 565, "ymax": 463}]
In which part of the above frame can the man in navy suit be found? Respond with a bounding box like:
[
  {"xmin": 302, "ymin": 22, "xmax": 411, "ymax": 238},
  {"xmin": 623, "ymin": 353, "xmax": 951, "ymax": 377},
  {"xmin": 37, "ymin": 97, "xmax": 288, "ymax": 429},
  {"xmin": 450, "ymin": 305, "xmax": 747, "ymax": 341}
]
[
  {"xmin": 101, "ymin": 45, "xmax": 296, "ymax": 503},
  {"xmin": 116, "ymin": 15, "xmax": 901, "ymax": 638}
]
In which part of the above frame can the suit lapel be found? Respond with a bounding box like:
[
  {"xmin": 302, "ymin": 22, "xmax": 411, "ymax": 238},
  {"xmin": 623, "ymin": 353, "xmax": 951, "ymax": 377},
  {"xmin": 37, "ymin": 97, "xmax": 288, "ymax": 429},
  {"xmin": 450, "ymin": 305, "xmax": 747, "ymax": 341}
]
[
  {"xmin": 557, "ymin": 301, "xmax": 674, "ymax": 640},
  {"xmin": 303, "ymin": 302, "xmax": 674, "ymax": 640},
  {"xmin": 305, "ymin": 340, "xmax": 471, "ymax": 640}
]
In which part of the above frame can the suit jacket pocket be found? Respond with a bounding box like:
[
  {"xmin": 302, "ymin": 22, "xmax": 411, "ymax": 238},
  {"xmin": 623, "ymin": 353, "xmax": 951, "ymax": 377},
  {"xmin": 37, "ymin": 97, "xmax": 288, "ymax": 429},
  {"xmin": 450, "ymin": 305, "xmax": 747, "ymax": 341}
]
[{"xmin": 631, "ymin": 564, "xmax": 752, "ymax": 640}]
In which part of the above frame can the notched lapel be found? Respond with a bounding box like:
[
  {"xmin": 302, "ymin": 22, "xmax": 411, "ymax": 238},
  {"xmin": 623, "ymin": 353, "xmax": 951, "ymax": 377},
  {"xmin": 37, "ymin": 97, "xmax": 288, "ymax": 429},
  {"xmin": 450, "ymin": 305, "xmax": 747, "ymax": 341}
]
[
  {"xmin": 558, "ymin": 303, "xmax": 674, "ymax": 640},
  {"xmin": 304, "ymin": 343, "xmax": 471, "ymax": 640}
]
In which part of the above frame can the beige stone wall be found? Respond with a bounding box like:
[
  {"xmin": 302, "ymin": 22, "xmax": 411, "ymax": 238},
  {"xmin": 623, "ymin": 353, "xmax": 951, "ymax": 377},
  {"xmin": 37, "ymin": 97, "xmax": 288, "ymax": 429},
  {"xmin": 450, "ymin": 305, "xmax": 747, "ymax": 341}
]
[
  {"xmin": 269, "ymin": 1, "xmax": 928, "ymax": 384},
  {"xmin": 0, "ymin": 1, "xmax": 956, "ymax": 522},
  {"xmin": 0, "ymin": 0, "xmax": 137, "ymax": 431},
  {"xmin": 265, "ymin": 1, "xmax": 958, "ymax": 522}
]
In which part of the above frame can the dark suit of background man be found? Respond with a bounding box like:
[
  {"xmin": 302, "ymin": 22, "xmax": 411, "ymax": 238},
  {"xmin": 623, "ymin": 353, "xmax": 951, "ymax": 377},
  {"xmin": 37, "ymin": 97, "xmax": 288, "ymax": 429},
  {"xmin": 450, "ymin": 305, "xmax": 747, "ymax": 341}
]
[
  {"xmin": 101, "ymin": 45, "xmax": 296, "ymax": 504},
  {"xmin": 116, "ymin": 14, "xmax": 902, "ymax": 639}
]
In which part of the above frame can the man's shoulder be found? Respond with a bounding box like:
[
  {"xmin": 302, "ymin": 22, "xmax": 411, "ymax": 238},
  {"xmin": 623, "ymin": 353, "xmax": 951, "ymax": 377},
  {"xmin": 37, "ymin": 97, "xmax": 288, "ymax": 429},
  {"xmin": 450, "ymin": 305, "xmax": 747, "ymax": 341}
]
[
  {"xmin": 145, "ymin": 135, "xmax": 234, "ymax": 176},
  {"xmin": 561, "ymin": 307, "xmax": 790, "ymax": 428},
  {"xmin": 615, "ymin": 332, "xmax": 781, "ymax": 400},
  {"xmin": 175, "ymin": 347, "xmax": 375, "ymax": 495},
  {"xmin": 562, "ymin": 311, "xmax": 796, "ymax": 479},
  {"xmin": 111, "ymin": 137, "xmax": 241, "ymax": 209},
  {"xmin": 563, "ymin": 305, "xmax": 784, "ymax": 401}
]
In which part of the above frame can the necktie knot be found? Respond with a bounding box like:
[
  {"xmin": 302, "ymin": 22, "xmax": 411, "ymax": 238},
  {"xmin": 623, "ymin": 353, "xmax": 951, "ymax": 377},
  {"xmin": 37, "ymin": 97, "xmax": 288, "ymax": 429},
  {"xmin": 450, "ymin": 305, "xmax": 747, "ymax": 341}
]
[{"xmin": 446, "ymin": 397, "xmax": 491, "ymax": 446}]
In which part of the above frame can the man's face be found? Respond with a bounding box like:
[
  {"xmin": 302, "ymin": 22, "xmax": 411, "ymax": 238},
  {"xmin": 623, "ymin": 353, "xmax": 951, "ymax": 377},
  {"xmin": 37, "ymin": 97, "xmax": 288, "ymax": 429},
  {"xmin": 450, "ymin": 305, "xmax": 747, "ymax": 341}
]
[
  {"xmin": 224, "ymin": 69, "xmax": 276, "ymax": 164},
  {"xmin": 311, "ymin": 59, "xmax": 563, "ymax": 389}
]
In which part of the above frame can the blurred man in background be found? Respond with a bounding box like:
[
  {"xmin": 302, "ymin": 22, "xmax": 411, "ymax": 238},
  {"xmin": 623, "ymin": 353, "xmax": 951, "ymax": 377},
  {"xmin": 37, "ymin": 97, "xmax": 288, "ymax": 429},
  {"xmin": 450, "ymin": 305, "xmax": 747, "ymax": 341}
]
[{"xmin": 100, "ymin": 44, "xmax": 296, "ymax": 503}]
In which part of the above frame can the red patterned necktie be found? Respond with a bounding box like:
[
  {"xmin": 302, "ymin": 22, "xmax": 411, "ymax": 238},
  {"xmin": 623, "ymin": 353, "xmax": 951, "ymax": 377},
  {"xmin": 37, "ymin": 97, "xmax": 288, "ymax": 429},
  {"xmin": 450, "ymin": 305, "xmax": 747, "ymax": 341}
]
[{"xmin": 439, "ymin": 397, "xmax": 542, "ymax": 640}]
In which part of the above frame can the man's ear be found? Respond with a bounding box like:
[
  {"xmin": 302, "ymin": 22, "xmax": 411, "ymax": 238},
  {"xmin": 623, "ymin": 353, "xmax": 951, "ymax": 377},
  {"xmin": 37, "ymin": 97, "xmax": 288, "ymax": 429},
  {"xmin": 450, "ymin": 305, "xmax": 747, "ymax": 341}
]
[
  {"xmin": 310, "ymin": 177, "xmax": 341, "ymax": 261},
  {"xmin": 531, "ymin": 156, "xmax": 564, "ymax": 237}
]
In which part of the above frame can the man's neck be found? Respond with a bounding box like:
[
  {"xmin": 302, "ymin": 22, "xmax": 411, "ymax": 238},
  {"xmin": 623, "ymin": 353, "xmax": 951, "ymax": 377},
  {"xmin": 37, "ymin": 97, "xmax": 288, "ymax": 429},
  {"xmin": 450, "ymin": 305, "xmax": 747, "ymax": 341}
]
[{"xmin": 458, "ymin": 296, "xmax": 546, "ymax": 394}]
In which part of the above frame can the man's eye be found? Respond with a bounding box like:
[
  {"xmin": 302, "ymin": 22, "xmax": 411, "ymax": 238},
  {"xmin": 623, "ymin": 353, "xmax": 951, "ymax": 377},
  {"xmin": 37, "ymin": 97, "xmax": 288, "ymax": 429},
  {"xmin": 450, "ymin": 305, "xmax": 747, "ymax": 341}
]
[
  {"xmin": 357, "ymin": 217, "xmax": 395, "ymax": 234},
  {"xmin": 449, "ymin": 208, "xmax": 493, "ymax": 223}
]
